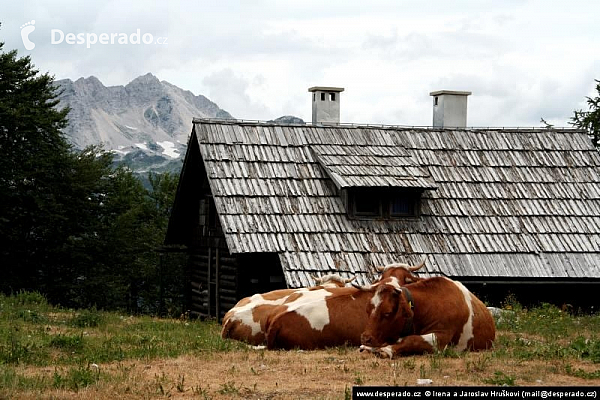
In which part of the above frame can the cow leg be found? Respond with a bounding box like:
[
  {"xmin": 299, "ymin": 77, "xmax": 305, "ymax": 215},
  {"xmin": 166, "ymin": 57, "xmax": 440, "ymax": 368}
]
[{"xmin": 360, "ymin": 333, "xmax": 453, "ymax": 358}]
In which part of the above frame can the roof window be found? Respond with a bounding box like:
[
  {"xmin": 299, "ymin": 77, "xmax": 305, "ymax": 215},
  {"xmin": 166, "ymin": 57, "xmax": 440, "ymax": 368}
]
[{"xmin": 348, "ymin": 189, "xmax": 420, "ymax": 219}]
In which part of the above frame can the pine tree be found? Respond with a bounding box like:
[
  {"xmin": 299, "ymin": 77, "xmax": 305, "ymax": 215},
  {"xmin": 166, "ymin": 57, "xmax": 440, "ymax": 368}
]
[
  {"xmin": 0, "ymin": 40, "xmax": 116, "ymax": 304},
  {"xmin": 0, "ymin": 38, "xmax": 183, "ymax": 312},
  {"xmin": 0, "ymin": 39, "xmax": 73, "ymax": 293}
]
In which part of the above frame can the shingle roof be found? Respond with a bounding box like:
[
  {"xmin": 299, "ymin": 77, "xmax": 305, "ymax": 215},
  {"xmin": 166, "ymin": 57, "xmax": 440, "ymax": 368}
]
[
  {"xmin": 193, "ymin": 119, "xmax": 600, "ymax": 286},
  {"xmin": 311, "ymin": 144, "xmax": 437, "ymax": 190}
]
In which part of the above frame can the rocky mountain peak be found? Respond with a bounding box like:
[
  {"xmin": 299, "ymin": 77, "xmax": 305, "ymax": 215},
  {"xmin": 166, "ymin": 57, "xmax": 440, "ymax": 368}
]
[
  {"xmin": 55, "ymin": 74, "xmax": 301, "ymax": 177},
  {"xmin": 126, "ymin": 72, "xmax": 161, "ymax": 89},
  {"xmin": 55, "ymin": 73, "xmax": 232, "ymax": 153},
  {"xmin": 269, "ymin": 115, "xmax": 305, "ymax": 125},
  {"xmin": 76, "ymin": 75, "xmax": 104, "ymax": 86}
]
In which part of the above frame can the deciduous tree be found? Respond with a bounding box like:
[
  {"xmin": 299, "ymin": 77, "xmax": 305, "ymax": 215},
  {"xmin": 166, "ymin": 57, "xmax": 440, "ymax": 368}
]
[{"xmin": 572, "ymin": 79, "xmax": 600, "ymax": 148}]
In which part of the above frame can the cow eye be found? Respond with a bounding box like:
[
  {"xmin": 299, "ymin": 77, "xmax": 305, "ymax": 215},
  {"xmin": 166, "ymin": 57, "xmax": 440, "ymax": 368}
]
[{"xmin": 383, "ymin": 312, "xmax": 391, "ymax": 318}]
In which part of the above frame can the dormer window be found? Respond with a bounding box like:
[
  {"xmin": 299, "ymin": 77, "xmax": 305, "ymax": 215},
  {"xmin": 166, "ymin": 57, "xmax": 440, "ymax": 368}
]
[
  {"xmin": 310, "ymin": 144, "xmax": 437, "ymax": 220},
  {"xmin": 353, "ymin": 191, "xmax": 381, "ymax": 217},
  {"xmin": 390, "ymin": 195, "xmax": 419, "ymax": 217},
  {"xmin": 348, "ymin": 188, "xmax": 421, "ymax": 219}
]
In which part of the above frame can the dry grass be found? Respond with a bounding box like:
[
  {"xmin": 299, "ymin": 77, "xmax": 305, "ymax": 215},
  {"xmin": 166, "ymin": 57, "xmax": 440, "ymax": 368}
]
[
  {"xmin": 7, "ymin": 342, "xmax": 600, "ymax": 399},
  {"xmin": 2, "ymin": 293, "xmax": 600, "ymax": 399}
]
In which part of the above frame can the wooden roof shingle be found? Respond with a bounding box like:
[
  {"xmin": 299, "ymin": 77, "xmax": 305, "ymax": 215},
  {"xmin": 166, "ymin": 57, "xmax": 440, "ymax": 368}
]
[{"xmin": 191, "ymin": 119, "xmax": 600, "ymax": 286}]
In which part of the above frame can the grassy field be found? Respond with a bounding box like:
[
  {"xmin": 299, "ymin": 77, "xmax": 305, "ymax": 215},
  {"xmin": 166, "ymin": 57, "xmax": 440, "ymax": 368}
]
[{"xmin": 1, "ymin": 292, "xmax": 599, "ymax": 399}]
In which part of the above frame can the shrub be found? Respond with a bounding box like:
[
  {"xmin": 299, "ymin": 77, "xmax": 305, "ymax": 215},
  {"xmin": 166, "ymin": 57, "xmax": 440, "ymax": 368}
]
[
  {"xmin": 13, "ymin": 291, "xmax": 48, "ymax": 307},
  {"xmin": 49, "ymin": 334, "xmax": 85, "ymax": 351},
  {"xmin": 71, "ymin": 309, "xmax": 104, "ymax": 328}
]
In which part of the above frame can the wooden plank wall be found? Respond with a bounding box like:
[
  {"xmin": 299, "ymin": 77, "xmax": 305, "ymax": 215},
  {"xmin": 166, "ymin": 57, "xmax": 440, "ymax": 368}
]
[
  {"xmin": 188, "ymin": 194, "xmax": 238, "ymax": 320},
  {"xmin": 188, "ymin": 250, "xmax": 237, "ymax": 319}
]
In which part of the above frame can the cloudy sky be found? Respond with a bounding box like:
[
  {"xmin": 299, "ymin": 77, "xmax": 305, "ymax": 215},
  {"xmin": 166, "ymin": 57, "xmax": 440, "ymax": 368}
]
[{"xmin": 3, "ymin": 0, "xmax": 600, "ymax": 127}]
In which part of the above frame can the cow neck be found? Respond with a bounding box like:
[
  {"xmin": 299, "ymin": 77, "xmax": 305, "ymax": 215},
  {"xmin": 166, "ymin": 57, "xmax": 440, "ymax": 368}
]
[{"xmin": 400, "ymin": 287, "xmax": 415, "ymax": 337}]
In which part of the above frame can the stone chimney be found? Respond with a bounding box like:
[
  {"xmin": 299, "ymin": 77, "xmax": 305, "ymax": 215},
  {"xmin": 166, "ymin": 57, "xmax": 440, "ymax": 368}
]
[
  {"xmin": 308, "ymin": 86, "xmax": 344, "ymax": 124},
  {"xmin": 429, "ymin": 90, "xmax": 471, "ymax": 128}
]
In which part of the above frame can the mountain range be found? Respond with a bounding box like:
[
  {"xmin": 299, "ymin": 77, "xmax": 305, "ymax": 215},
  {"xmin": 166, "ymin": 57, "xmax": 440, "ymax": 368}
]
[{"xmin": 55, "ymin": 73, "xmax": 235, "ymax": 174}]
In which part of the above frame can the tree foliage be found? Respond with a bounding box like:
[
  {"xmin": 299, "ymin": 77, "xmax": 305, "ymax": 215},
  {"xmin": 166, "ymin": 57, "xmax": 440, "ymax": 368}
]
[
  {"xmin": 572, "ymin": 79, "xmax": 600, "ymax": 148},
  {"xmin": 0, "ymin": 40, "xmax": 182, "ymax": 314},
  {"xmin": 0, "ymin": 40, "xmax": 74, "ymax": 293}
]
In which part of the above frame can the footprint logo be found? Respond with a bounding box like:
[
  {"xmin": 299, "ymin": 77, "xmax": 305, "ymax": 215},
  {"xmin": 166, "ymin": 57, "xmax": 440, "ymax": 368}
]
[{"xmin": 20, "ymin": 20, "xmax": 36, "ymax": 50}]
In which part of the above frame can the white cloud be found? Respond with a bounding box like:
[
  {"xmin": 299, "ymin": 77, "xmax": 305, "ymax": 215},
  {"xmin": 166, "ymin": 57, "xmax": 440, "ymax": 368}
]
[
  {"xmin": 202, "ymin": 68, "xmax": 271, "ymax": 120},
  {"xmin": 2, "ymin": 0, "xmax": 600, "ymax": 126}
]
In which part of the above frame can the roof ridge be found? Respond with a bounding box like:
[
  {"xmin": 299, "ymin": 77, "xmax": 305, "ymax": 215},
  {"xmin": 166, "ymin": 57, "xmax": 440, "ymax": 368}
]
[{"xmin": 192, "ymin": 117, "xmax": 583, "ymax": 132}]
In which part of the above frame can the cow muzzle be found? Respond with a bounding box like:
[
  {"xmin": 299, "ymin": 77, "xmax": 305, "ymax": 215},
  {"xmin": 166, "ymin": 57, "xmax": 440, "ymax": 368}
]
[{"xmin": 361, "ymin": 333, "xmax": 374, "ymax": 346}]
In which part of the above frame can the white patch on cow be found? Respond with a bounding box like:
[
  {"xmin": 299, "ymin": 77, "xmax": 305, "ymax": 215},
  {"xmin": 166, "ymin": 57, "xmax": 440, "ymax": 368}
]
[
  {"xmin": 372, "ymin": 277, "xmax": 403, "ymax": 314},
  {"xmin": 450, "ymin": 279, "xmax": 474, "ymax": 351},
  {"xmin": 228, "ymin": 294, "xmax": 290, "ymax": 336},
  {"xmin": 370, "ymin": 290, "xmax": 382, "ymax": 310},
  {"xmin": 421, "ymin": 333, "xmax": 437, "ymax": 349},
  {"xmin": 385, "ymin": 276, "xmax": 403, "ymax": 291},
  {"xmin": 285, "ymin": 289, "xmax": 334, "ymax": 331},
  {"xmin": 359, "ymin": 344, "xmax": 393, "ymax": 358}
]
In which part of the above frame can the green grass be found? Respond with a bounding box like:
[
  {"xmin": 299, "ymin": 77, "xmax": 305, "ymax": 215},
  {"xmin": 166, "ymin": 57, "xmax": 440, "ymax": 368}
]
[
  {"xmin": 1, "ymin": 292, "xmax": 599, "ymax": 395},
  {"xmin": 493, "ymin": 302, "xmax": 600, "ymax": 363},
  {"xmin": 0, "ymin": 292, "xmax": 246, "ymax": 367},
  {"xmin": 565, "ymin": 364, "xmax": 600, "ymax": 379},
  {"xmin": 0, "ymin": 291, "xmax": 247, "ymax": 395},
  {"xmin": 483, "ymin": 371, "xmax": 516, "ymax": 386}
]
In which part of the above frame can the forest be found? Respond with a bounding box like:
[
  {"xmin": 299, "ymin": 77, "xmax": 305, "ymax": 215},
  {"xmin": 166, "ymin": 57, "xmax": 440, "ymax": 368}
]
[{"xmin": 0, "ymin": 41, "xmax": 185, "ymax": 315}]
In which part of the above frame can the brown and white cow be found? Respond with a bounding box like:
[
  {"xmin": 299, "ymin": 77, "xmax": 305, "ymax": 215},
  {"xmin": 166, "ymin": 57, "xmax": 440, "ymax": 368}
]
[
  {"xmin": 221, "ymin": 274, "xmax": 354, "ymax": 345},
  {"xmin": 263, "ymin": 260, "xmax": 428, "ymax": 350},
  {"xmin": 265, "ymin": 285, "xmax": 372, "ymax": 350},
  {"xmin": 358, "ymin": 276, "xmax": 495, "ymax": 358}
]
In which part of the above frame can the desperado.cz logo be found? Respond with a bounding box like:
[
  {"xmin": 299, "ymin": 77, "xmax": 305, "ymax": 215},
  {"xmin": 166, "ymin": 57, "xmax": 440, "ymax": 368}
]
[
  {"xmin": 19, "ymin": 21, "xmax": 167, "ymax": 50},
  {"xmin": 20, "ymin": 20, "xmax": 36, "ymax": 50},
  {"xmin": 51, "ymin": 29, "xmax": 168, "ymax": 48}
]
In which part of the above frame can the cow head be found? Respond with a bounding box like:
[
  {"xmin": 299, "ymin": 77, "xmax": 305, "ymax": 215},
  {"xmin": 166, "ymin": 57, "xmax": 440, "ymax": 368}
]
[
  {"xmin": 373, "ymin": 258, "xmax": 426, "ymax": 284},
  {"xmin": 356, "ymin": 277, "xmax": 414, "ymax": 347}
]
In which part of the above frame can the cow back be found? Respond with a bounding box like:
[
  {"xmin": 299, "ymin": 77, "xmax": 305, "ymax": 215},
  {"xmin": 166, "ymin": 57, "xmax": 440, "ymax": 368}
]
[{"xmin": 266, "ymin": 287, "xmax": 374, "ymax": 350}]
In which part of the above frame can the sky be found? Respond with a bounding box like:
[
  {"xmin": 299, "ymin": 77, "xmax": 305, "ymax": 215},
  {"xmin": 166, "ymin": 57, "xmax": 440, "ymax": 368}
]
[{"xmin": 2, "ymin": 0, "xmax": 600, "ymax": 127}]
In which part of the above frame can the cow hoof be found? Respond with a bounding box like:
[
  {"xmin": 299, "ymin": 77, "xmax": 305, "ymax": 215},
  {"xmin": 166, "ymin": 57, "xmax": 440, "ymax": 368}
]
[
  {"xmin": 374, "ymin": 346, "xmax": 393, "ymax": 359},
  {"xmin": 359, "ymin": 345, "xmax": 373, "ymax": 353}
]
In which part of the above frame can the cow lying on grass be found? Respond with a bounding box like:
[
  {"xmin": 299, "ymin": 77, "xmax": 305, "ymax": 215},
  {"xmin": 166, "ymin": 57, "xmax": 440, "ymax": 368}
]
[
  {"xmin": 221, "ymin": 274, "xmax": 354, "ymax": 345},
  {"xmin": 222, "ymin": 260, "xmax": 443, "ymax": 350},
  {"xmin": 264, "ymin": 261, "xmax": 427, "ymax": 350},
  {"xmin": 358, "ymin": 276, "xmax": 495, "ymax": 358}
]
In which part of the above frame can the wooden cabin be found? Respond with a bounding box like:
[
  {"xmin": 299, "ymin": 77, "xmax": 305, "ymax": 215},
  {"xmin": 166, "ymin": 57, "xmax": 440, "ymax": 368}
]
[{"xmin": 164, "ymin": 118, "xmax": 600, "ymax": 318}]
